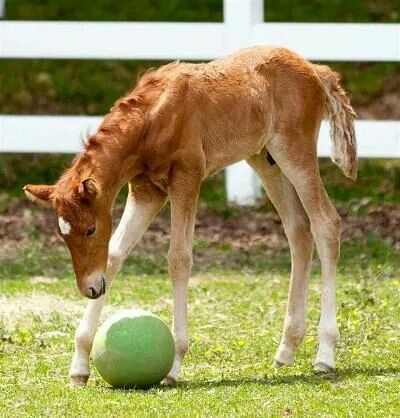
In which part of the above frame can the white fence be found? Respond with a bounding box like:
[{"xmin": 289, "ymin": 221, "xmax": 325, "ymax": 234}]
[{"xmin": 0, "ymin": 0, "xmax": 399, "ymax": 204}]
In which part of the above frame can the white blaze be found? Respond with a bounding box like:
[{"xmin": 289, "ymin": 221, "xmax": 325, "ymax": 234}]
[{"xmin": 58, "ymin": 217, "xmax": 71, "ymax": 235}]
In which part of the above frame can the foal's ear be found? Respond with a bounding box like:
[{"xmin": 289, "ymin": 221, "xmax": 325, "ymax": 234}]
[
  {"xmin": 79, "ymin": 178, "xmax": 99, "ymax": 200},
  {"xmin": 23, "ymin": 184, "xmax": 55, "ymax": 206}
]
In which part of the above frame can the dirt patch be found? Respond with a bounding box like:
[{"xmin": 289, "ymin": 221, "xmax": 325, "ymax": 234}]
[
  {"xmin": 1, "ymin": 200, "xmax": 400, "ymax": 263},
  {"xmin": 0, "ymin": 293, "xmax": 172, "ymax": 332},
  {"xmin": 0, "ymin": 294, "xmax": 81, "ymax": 329}
]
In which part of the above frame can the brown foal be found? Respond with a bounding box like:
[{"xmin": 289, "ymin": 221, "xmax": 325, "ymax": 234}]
[{"xmin": 24, "ymin": 46, "xmax": 357, "ymax": 385}]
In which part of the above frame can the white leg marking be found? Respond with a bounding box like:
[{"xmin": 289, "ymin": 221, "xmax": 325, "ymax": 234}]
[
  {"xmin": 162, "ymin": 177, "xmax": 199, "ymax": 384},
  {"xmin": 107, "ymin": 193, "xmax": 165, "ymax": 279},
  {"xmin": 69, "ymin": 296, "xmax": 105, "ymax": 383},
  {"xmin": 69, "ymin": 190, "xmax": 166, "ymax": 386},
  {"xmin": 259, "ymin": 136, "xmax": 340, "ymax": 371},
  {"xmin": 246, "ymin": 156, "xmax": 312, "ymax": 368},
  {"xmin": 311, "ymin": 213, "xmax": 340, "ymax": 371},
  {"xmin": 274, "ymin": 216, "xmax": 313, "ymax": 366},
  {"xmin": 315, "ymin": 262, "xmax": 340, "ymax": 370},
  {"xmin": 167, "ymin": 279, "xmax": 189, "ymax": 381}
]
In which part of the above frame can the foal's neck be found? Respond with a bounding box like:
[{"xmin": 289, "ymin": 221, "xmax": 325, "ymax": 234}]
[
  {"xmin": 70, "ymin": 82, "xmax": 160, "ymax": 204},
  {"xmin": 75, "ymin": 127, "xmax": 143, "ymax": 206}
]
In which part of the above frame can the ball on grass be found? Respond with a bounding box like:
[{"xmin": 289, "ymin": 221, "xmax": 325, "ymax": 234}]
[{"xmin": 92, "ymin": 309, "xmax": 175, "ymax": 388}]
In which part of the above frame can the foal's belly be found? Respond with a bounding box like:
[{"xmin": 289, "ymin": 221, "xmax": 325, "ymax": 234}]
[{"xmin": 204, "ymin": 133, "xmax": 269, "ymax": 177}]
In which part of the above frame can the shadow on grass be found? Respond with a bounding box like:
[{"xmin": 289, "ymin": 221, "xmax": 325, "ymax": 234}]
[
  {"xmin": 176, "ymin": 366, "xmax": 400, "ymax": 390},
  {"xmin": 106, "ymin": 366, "xmax": 400, "ymax": 393}
]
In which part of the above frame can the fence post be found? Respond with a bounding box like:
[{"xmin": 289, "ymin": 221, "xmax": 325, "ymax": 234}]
[
  {"xmin": 0, "ymin": 0, "xmax": 5, "ymax": 18},
  {"xmin": 223, "ymin": 0, "xmax": 264, "ymax": 51},
  {"xmin": 224, "ymin": 0, "xmax": 264, "ymax": 205}
]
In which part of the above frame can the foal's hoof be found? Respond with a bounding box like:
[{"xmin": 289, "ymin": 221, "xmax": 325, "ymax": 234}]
[
  {"xmin": 273, "ymin": 359, "xmax": 286, "ymax": 369},
  {"xmin": 273, "ymin": 346, "xmax": 294, "ymax": 368},
  {"xmin": 160, "ymin": 375, "xmax": 177, "ymax": 386},
  {"xmin": 315, "ymin": 362, "xmax": 335, "ymax": 373},
  {"xmin": 273, "ymin": 352, "xmax": 294, "ymax": 369},
  {"xmin": 69, "ymin": 375, "xmax": 89, "ymax": 387}
]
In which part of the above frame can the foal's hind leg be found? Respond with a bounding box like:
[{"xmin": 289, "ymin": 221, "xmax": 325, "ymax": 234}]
[
  {"xmin": 247, "ymin": 152, "xmax": 313, "ymax": 367},
  {"xmin": 267, "ymin": 134, "xmax": 341, "ymax": 371}
]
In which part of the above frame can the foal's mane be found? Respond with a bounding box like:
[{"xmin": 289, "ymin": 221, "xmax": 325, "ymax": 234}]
[{"xmin": 55, "ymin": 62, "xmax": 182, "ymax": 200}]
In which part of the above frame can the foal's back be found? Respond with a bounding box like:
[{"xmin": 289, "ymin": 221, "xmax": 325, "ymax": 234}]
[{"xmin": 142, "ymin": 46, "xmax": 326, "ymax": 177}]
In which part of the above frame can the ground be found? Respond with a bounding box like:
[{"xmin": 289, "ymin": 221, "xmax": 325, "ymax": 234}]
[{"xmin": 1, "ymin": 181, "xmax": 399, "ymax": 416}]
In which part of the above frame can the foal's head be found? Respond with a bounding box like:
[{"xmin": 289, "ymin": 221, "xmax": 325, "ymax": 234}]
[
  {"xmin": 22, "ymin": 65, "xmax": 175, "ymax": 298},
  {"xmin": 24, "ymin": 173, "xmax": 113, "ymax": 299}
]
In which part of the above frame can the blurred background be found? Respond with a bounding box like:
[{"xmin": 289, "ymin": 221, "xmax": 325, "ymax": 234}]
[{"xmin": 0, "ymin": 0, "xmax": 399, "ymax": 274}]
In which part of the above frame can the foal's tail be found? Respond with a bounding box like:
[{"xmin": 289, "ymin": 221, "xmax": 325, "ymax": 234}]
[{"xmin": 314, "ymin": 64, "xmax": 358, "ymax": 180}]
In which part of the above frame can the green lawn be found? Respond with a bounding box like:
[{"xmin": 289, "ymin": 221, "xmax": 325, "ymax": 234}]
[{"xmin": 1, "ymin": 236, "xmax": 399, "ymax": 417}]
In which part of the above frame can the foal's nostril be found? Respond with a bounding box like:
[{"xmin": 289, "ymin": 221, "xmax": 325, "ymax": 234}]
[
  {"xmin": 85, "ymin": 286, "xmax": 99, "ymax": 299},
  {"xmin": 83, "ymin": 275, "xmax": 106, "ymax": 299}
]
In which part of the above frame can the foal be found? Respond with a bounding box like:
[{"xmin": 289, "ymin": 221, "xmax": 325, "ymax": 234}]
[{"xmin": 24, "ymin": 46, "xmax": 357, "ymax": 386}]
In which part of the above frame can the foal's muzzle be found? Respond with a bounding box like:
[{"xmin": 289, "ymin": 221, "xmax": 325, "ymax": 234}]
[{"xmin": 84, "ymin": 275, "xmax": 106, "ymax": 299}]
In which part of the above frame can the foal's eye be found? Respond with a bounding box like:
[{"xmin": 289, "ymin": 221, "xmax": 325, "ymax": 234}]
[{"xmin": 86, "ymin": 226, "xmax": 96, "ymax": 237}]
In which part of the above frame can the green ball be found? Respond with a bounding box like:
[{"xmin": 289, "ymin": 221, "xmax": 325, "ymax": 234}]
[{"xmin": 92, "ymin": 309, "xmax": 175, "ymax": 388}]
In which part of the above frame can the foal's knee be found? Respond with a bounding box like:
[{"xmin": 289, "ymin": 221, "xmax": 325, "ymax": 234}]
[
  {"xmin": 106, "ymin": 251, "xmax": 124, "ymax": 278},
  {"xmin": 75, "ymin": 327, "xmax": 93, "ymax": 353},
  {"xmin": 168, "ymin": 249, "xmax": 193, "ymax": 279}
]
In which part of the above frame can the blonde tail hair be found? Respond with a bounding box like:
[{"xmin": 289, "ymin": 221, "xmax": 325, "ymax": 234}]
[{"xmin": 314, "ymin": 64, "xmax": 358, "ymax": 180}]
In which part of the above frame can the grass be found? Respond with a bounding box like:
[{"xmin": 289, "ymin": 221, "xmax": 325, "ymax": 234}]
[
  {"xmin": 4, "ymin": 0, "xmax": 399, "ymax": 23},
  {"xmin": 1, "ymin": 235, "xmax": 399, "ymax": 417},
  {"xmin": 266, "ymin": 0, "xmax": 399, "ymax": 23}
]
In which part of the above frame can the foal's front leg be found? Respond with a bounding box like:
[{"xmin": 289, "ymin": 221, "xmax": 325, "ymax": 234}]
[
  {"xmin": 69, "ymin": 296, "xmax": 107, "ymax": 386},
  {"xmin": 162, "ymin": 172, "xmax": 201, "ymax": 385},
  {"xmin": 69, "ymin": 187, "xmax": 166, "ymax": 386}
]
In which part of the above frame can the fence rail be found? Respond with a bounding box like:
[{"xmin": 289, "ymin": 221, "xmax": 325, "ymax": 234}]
[
  {"xmin": 1, "ymin": 21, "xmax": 399, "ymax": 61},
  {"xmin": 1, "ymin": 116, "xmax": 399, "ymax": 158},
  {"xmin": 0, "ymin": 0, "xmax": 399, "ymax": 204}
]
